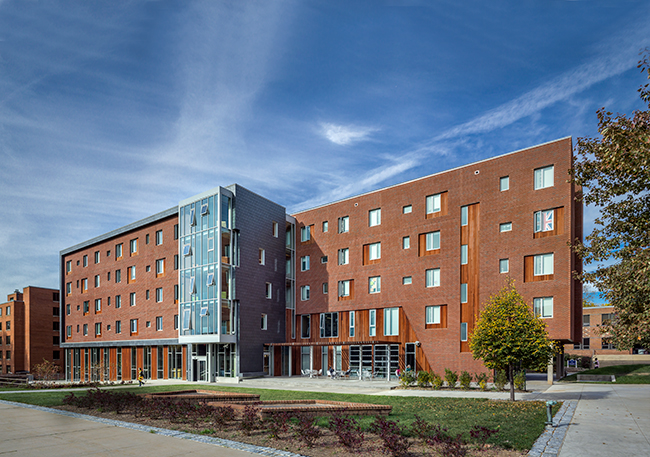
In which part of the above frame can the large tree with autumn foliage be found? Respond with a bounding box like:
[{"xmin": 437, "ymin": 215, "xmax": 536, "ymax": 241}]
[
  {"xmin": 470, "ymin": 282, "xmax": 553, "ymax": 401},
  {"xmin": 571, "ymin": 51, "xmax": 650, "ymax": 350}
]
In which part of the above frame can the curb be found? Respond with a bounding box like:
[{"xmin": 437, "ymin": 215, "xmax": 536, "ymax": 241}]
[{"xmin": 527, "ymin": 400, "xmax": 577, "ymax": 457}]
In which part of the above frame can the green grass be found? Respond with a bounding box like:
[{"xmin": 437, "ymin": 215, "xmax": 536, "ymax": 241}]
[
  {"xmin": 561, "ymin": 364, "xmax": 650, "ymax": 383},
  {"xmin": 0, "ymin": 384, "xmax": 556, "ymax": 451}
]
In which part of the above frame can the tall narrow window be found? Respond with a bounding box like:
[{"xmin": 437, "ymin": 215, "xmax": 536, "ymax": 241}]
[
  {"xmin": 383, "ymin": 307, "xmax": 399, "ymax": 336},
  {"xmin": 369, "ymin": 276, "xmax": 381, "ymax": 294},
  {"xmin": 338, "ymin": 248, "xmax": 349, "ymax": 265},
  {"xmin": 259, "ymin": 249, "xmax": 266, "ymax": 265},
  {"xmin": 300, "ymin": 225, "xmax": 311, "ymax": 242},
  {"xmin": 349, "ymin": 311, "xmax": 355, "ymax": 337},
  {"xmin": 368, "ymin": 242, "xmax": 381, "ymax": 261},
  {"xmin": 322, "ymin": 221, "xmax": 328, "ymax": 232},
  {"xmin": 265, "ymin": 283, "xmax": 272, "ymax": 299},
  {"xmin": 461, "ymin": 206, "xmax": 468, "ymax": 226},
  {"xmin": 534, "ymin": 165, "xmax": 554, "ymax": 189},
  {"xmin": 369, "ymin": 208, "xmax": 381, "ymax": 227},
  {"xmin": 272, "ymin": 221, "xmax": 279, "ymax": 237},
  {"xmin": 301, "ymin": 315, "xmax": 311, "ymax": 338},
  {"xmin": 402, "ymin": 236, "xmax": 410, "ymax": 249},
  {"xmin": 426, "ymin": 268, "xmax": 440, "ymax": 288},
  {"xmin": 130, "ymin": 238, "xmax": 138, "ymax": 255},
  {"xmin": 338, "ymin": 216, "xmax": 349, "ymax": 233},
  {"xmin": 460, "ymin": 245, "xmax": 468, "ymax": 265},
  {"xmin": 301, "ymin": 285, "xmax": 310, "ymax": 301},
  {"xmin": 460, "ymin": 283, "xmax": 468, "ymax": 303},
  {"xmin": 155, "ymin": 230, "xmax": 163, "ymax": 245},
  {"xmin": 369, "ymin": 309, "xmax": 376, "ymax": 337},
  {"xmin": 499, "ymin": 258, "xmax": 509, "ymax": 273},
  {"xmin": 460, "ymin": 323, "xmax": 468, "ymax": 341},
  {"xmin": 500, "ymin": 176, "xmax": 509, "ymax": 191},
  {"xmin": 300, "ymin": 256, "xmax": 310, "ymax": 271},
  {"xmin": 156, "ymin": 259, "xmax": 165, "ymax": 276}
]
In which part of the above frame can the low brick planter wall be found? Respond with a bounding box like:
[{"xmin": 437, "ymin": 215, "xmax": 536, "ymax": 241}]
[
  {"xmin": 215, "ymin": 399, "xmax": 392, "ymax": 419},
  {"xmin": 142, "ymin": 389, "xmax": 260, "ymax": 402}
]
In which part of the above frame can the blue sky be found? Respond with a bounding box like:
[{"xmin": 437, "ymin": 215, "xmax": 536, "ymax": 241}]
[{"xmin": 1, "ymin": 1, "xmax": 648, "ymax": 299}]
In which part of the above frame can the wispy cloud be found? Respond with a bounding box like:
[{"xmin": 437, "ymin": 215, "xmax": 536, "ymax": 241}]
[{"xmin": 319, "ymin": 122, "xmax": 379, "ymax": 145}]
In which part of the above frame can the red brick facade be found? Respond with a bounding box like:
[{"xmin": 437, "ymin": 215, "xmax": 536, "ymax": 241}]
[
  {"xmin": 0, "ymin": 287, "xmax": 62, "ymax": 375},
  {"xmin": 61, "ymin": 210, "xmax": 187, "ymax": 381},
  {"xmin": 287, "ymin": 138, "xmax": 582, "ymax": 375},
  {"xmin": 563, "ymin": 306, "xmax": 632, "ymax": 356}
]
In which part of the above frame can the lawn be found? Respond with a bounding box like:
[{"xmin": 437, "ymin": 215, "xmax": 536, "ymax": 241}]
[
  {"xmin": 0, "ymin": 384, "xmax": 556, "ymax": 451},
  {"xmin": 561, "ymin": 364, "xmax": 650, "ymax": 384}
]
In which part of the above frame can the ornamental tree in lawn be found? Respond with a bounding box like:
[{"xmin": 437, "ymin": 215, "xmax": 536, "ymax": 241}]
[
  {"xmin": 571, "ymin": 50, "xmax": 650, "ymax": 350},
  {"xmin": 470, "ymin": 281, "xmax": 554, "ymax": 401}
]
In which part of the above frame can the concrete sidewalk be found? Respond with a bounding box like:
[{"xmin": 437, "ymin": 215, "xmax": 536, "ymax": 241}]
[{"xmin": 0, "ymin": 400, "xmax": 283, "ymax": 457}]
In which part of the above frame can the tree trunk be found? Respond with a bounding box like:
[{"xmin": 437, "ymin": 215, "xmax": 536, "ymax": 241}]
[{"xmin": 509, "ymin": 363, "xmax": 515, "ymax": 401}]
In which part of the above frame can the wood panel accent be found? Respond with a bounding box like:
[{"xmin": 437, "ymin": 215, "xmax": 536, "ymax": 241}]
[
  {"xmin": 418, "ymin": 233, "xmax": 441, "ymax": 257},
  {"xmin": 533, "ymin": 207, "xmax": 564, "ymax": 239},
  {"xmin": 460, "ymin": 203, "xmax": 480, "ymax": 352},
  {"xmin": 523, "ymin": 255, "xmax": 554, "ymax": 282}
]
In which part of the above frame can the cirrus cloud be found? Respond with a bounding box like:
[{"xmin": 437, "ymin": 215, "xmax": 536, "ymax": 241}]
[{"xmin": 319, "ymin": 122, "xmax": 379, "ymax": 145}]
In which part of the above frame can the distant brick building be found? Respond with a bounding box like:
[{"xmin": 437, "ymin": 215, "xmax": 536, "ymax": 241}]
[
  {"xmin": 564, "ymin": 305, "xmax": 633, "ymax": 357},
  {"xmin": 0, "ymin": 287, "xmax": 62, "ymax": 374}
]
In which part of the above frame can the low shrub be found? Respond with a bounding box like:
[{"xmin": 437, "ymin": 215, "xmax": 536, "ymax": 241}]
[
  {"xmin": 494, "ymin": 370, "xmax": 508, "ymax": 391},
  {"xmin": 431, "ymin": 372, "xmax": 443, "ymax": 389},
  {"xmin": 417, "ymin": 370, "xmax": 431, "ymax": 388},
  {"xmin": 514, "ymin": 371, "xmax": 527, "ymax": 391},
  {"xmin": 474, "ymin": 372, "xmax": 488, "ymax": 391},
  {"xmin": 370, "ymin": 416, "xmax": 410, "ymax": 457},
  {"xmin": 293, "ymin": 412, "xmax": 322, "ymax": 448},
  {"xmin": 213, "ymin": 405, "xmax": 235, "ymax": 427},
  {"xmin": 444, "ymin": 369, "xmax": 458, "ymax": 389},
  {"xmin": 239, "ymin": 404, "xmax": 262, "ymax": 435},
  {"xmin": 399, "ymin": 370, "xmax": 417, "ymax": 387},
  {"xmin": 329, "ymin": 415, "xmax": 364, "ymax": 452},
  {"xmin": 265, "ymin": 410, "xmax": 293, "ymax": 439},
  {"xmin": 459, "ymin": 371, "xmax": 472, "ymax": 390}
]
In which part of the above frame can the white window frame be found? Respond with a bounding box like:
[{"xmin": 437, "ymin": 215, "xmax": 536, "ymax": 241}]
[
  {"xmin": 534, "ymin": 165, "xmax": 554, "ymax": 190},
  {"xmin": 322, "ymin": 221, "xmax": 328, "ymax": 232},
  {"xmin": 259, "ymin": 249, "xmax": 266, "ymax": 265},
  {"xmin": 460, "ymin": 283, "xmax": 468, "ymax": 303},
  {"xmin": 130, "ymin": 239, "xmax": 137, "ymax": 255},
  {"xmin": 369, "ymin": 276, "xmax": 381, "ymax": 294},
  {"xmin": 368, "ymin": 242, "xmax": 381, "ymax": 261},
  {"xmin": 155, "ymin": 230, "xmax": 163, "ymax": 245},
  {"xmin": 426, "ymin": 305, "xmax": 441, "ymax": 325},
  {"xmin": 155, "ymin": 287, "xmax": 163, "ymax": 303},
  {"xmin": 461, "ymin": 245, "xmax": 468, "ymax": 265},
  {"xmin": 500, "ymin": 222, "xmax": 512, "ymax": 232},
  {"xmin": 301, "ymin": 256, "xmax": 310, "ymax": 271},
  {"xmin": 534, "ymin": 209, "xmax": 555, "ymax": 233},
  {"xmin": 426, "ymin": 193, "xmax": 442, "ymax": 215},
  {"xmin": 499, "ymin": 258, "xmax": 509, "ymax": 274},
  {"xmin": 301, "ymin": 285, "xmax": 310, "ymax": 301},
  {"xmin": 300, "ymin": 226, "xmax": 311, "ymax": 242},
  {"xmin": 402, "ymin": 205, "xmax": 412, "ymax": 214},
  {"xmin": 130, "ymin": 292, "xmax": 136, "ymax": 306},
  {"xmin": 461, "ymin": 206, "xmax": 468, "ymax": 226},
  {"xmin": 156, "ymin": 259, "xmax": 164, "ymax": 275},
  {"xmin": 349, "ymin": 311, "xmax": 355, "ymax": 337},
  {"xmin": 426, "ymin": 231, "xmax": 440, "ymax": 251},
  {"xmin": 320, "ymin": 312, "xmax": 339, "ymax": 338},
  {"xmin": 403, "ymin": 276, "xmax": 412, "ymax": 285},
  {"xmin": 156, "ymin": 316, "xmax": 163, "ymax": 331},
  {"xmin": 265, "ymin": 282, "xmax": 272, "ymax": 299},
  {"xmin": 426, "ymin": 268, "xmax": 440, "ymax": 288},
  {"xmin": 369, "ymin": 208, "xmax": 381, "ymax": 227},
  {"xmin": 403, "ymin": 236, "xmax": 410, "ymax": 249},
  {"xmin": 369, "ymin": 309, "xmax": 376, "ymax": 337},
  {"xmin": 460, "ymin": 322, "xmax": 468, "ymax": 341},
  {"xmin": 500, "ymin": 176, "xmax": 509, "ymax": 191},
  {"xmin": 534, "ymin": 253, "xmax": 554, "ymax": 276},
  {"xmin": 338, "ymin": 216, "xmax": 349, "ymax": 233},
  {"xmin": 261, "ymin": 313, "xmax": 268, "ymax": 330},
  {"xmin": 338, "ymin": 280, "xmax": 351, "ymax": 297},
  {"xmin": 534, "ymin": 297, "xmax": 553, "ymax": 318},
  {"xmin": 383, "ymin": 307, "xmax": 399, "ymax": 336},
  {"xmin": 338, "ymin": 248, "xmax": 349, "ymax": 265}
]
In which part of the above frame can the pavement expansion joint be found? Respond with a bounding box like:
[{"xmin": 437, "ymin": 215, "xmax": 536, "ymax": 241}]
[
  {"xmin": 0, "ymin": 399, "xmax": 306, "ymax": 457},
  {"xmin": 527, "ymin": 400, "xmax": 577, "ymax": 457}
]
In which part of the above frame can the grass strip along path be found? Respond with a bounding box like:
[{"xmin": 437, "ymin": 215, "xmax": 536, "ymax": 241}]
[
  {"xmin": 561, "ymin": 364, "xmax": 650, "ymax": 384},
  {"xmin": 0, "ymin": 384, "xmax": 557, "ymax": 451}
]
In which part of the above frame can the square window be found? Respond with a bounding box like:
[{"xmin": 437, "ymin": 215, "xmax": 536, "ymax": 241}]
[
  {"xmin": 338, "ymin": 216, "xmax": 349, "ymax": 233},
  {"xmin": 426, "ymin": 193, "xmax": 441, "ymax": 215},
  {"xmin": 499, "ymin": 259, "xmax": 509, "ymax": 273},
  {"xmin": 369, "ymin": 276, "xmax": 381, "ymax": 294},
  {"xmin": 534, "ymin": 165, "xmax": 554, "ymax": 190},
  {"xmin": 200, "ymin": 202, "xmax": 209, "ymax": 216},
  {"xmin": 322, "ymin": 221, "xmax": 328, "ymax": 232},
  {"xmin": 583, "ymin": 315, "xmax": 590, "ymax": 327},
  {"xmin": 369, "ymin": 208, "xmax": 381, "ymax": 227},
  {"xmin": 338, "ymin": 280, "xmax": 351, "ymax": 297},
  {"xmin": 402, "ymin": 205, "xmax": 412, "ymax": 214},
  {"xmin": 500, "ymin": 176, "xmax": 510, "ymax": 191},
  {"xmin": 403, "ymin": 276, "xmax": 412, "ymax": 285},
  {"xmin": 500, "ymin": 222, "xmax": 512, "ymax": 232},
  {"xmin": 534, "ymin": 209, "xmax": 555, "ymax": 232},
  {"xmin": 534, "ymin": 297, "xmax": 553, "ymax": 318},
  {"xmin": 182, "ymin": 244, "xmax": 192, "ymax": 256},
  {"xmin": 321, "ymin": 256, "xmax": 328, "ymax": 264},
  {"xmin": 426, "ymin": 305, "xmax": 441, "ymax": 324},
  {"xmin": 426, "ymin": 231, "xmax": 440, "ymax": 250},
  {"xmin": 534, "ymin": 253, "xmax": 554, "ymax": 276},
  {"xmin": 206, "ymin": 272, "xmax": 215, "ymax": 286},
  {"xmin": 301, "ymin": 285, "xmax": 310, "ymax": 301},
  {"xmin": 426, "ymin": 268, "xmax": 440, "ymax": 287}
]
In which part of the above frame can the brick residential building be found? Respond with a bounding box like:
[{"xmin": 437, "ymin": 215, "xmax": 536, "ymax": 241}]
[
  {"xmin": 61, "ymin": 137, "xmax": 582, "ymax": 381},
  {"xmin": 565, "ymin": 305, "xmax": 633, "ymax": 357},
  {"xmin": 0, "ymin": 287, "xmax": 62, "ymax": 375},
  {"xmin": 267, "ymin": 137, "xmax": 583, "ymax": 377}
]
